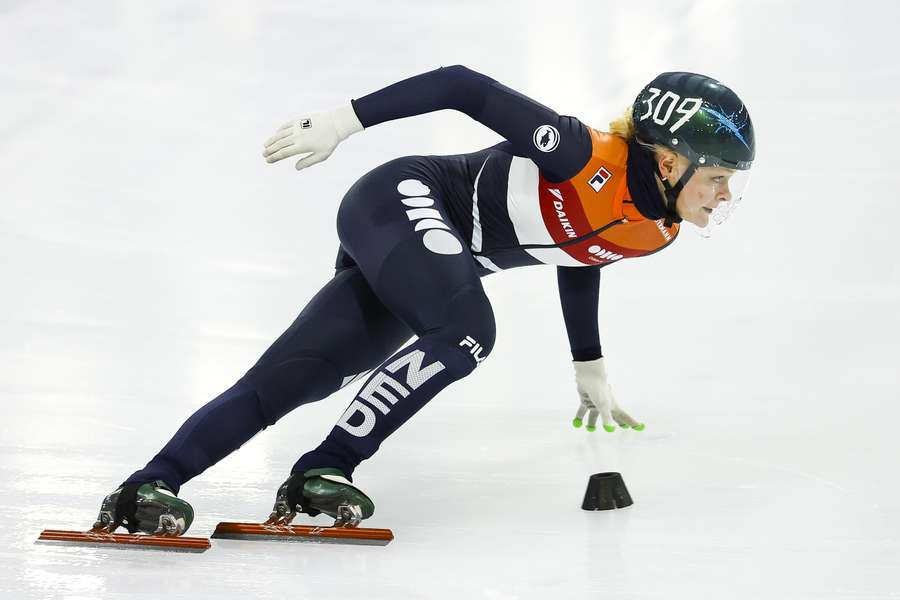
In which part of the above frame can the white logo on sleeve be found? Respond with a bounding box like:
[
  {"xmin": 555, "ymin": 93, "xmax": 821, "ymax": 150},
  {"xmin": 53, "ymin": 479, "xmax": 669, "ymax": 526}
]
[{"xmin": 533, "ymin": 125, "xmax": 560, "ymax": 152}]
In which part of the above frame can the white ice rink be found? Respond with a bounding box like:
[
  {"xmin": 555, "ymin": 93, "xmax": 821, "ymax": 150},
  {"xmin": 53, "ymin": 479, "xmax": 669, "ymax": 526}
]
[{"xmin": 3, "ymin": 1, "xmax": 900, "ymax": 598}]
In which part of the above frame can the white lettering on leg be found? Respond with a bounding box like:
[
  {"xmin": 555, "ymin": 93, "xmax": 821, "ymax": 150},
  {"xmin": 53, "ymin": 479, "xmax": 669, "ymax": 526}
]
[
  {"xmin": 385, "ymin": 348, "xmax": 445, "ymax": 390},
  {"xmin": 358, "ymin": 371, "xmax": 409, "ymax": 414},
  {"xmin": 337, "ymin": 399, "xmax": 378, "ymax": 438}
]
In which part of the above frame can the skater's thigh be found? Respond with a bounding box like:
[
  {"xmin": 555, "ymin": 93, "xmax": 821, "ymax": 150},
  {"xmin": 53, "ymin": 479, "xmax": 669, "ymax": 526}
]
[
  {"xmin": 336, "ymin": 158, "xmax": 494, "ymax": 340},
  {"xmin": 245, "ymin": 263, "xmax": 414, "ymax": 397},
  {"xmin": 370, "ymin": 235, "xmax": 493, "ymax": 343}
]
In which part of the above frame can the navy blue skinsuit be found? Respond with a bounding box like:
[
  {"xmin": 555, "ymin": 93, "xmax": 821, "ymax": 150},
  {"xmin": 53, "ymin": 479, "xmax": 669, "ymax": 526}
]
[{"xmin": 125, "ymin": 66, "xmax": 616, "ymax": 491}]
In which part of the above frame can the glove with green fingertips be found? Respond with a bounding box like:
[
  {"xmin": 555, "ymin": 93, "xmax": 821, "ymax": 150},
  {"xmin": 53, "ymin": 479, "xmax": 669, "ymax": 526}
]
[{"xmin": 571, "ymin": 357, "xmax": 644, "ymax": 433}]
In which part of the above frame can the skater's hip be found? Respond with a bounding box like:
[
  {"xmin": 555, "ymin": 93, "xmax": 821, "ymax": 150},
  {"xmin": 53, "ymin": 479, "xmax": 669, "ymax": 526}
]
[{"xmin": 336, "ymin": 155, "xmax": 465, "ymax": 254}]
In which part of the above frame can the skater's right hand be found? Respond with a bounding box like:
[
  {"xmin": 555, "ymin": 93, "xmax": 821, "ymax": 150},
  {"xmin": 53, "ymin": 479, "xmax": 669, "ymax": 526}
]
[
  {"xmin": 263, "ymin": 103, "xmax": 363, "ymax": 171},
  {"xmin": 571, "ymin": 357, "xmax": 644, "ymax": 432}
]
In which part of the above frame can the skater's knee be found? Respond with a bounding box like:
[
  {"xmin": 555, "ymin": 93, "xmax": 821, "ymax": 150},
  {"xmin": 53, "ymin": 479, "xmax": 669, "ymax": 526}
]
[
  {"xmin": 244, "ymin": 354, "xmax": 343, "ymax": 425},
  {"xmin": 428, "ymin": 283, "xmax": 496, "ymax": 366}
]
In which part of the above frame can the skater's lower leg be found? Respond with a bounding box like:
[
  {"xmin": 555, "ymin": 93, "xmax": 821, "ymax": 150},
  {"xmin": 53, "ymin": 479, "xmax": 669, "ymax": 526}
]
[
  {"xmin": 124, "ymin": 355, "xmax": 342, "ymax": 494},
  {"xmin": 105, "ymin": 360, "xmax": 341, "ymax": 535},
  {"xmin": 122, "ymin": 265, "xmax": 411, "ymax": 494},
  {"xmin": 284, "ymin": 282, "xmax": 496, "ymax": 524},
  {"xmin": 99, "ymin": 265, "xmax": 411, "ymax": 534},
  {"xmin": 291, "ymin": 333, "xmax": 484, "ymax": 479}
]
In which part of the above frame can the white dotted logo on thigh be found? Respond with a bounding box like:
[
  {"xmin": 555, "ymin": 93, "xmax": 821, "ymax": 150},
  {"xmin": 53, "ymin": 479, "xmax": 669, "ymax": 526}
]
[
  {"xmin": 397, "ymin": 179, "xmax": 431, "ymax": 196},
  {"xmin": 397, "ymin": 179, "xmax": 462, "ymax": 256}
]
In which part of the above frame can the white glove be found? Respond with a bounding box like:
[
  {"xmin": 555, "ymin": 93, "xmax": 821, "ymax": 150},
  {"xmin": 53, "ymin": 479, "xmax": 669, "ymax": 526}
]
[
  {"xmin": 571, "ymin": 357, "xmax": 644, "ymax": 432},
  {"xmin": 263, "ymin": 103, "xmax": 363, "ymax": 171}
]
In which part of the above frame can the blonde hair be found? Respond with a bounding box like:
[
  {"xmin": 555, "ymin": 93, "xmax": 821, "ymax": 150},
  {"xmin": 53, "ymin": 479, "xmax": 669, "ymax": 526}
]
[
  {"xmin": 608, "ymin": 105, "xmax": 683, "ymax": 164},
  {"xmin": 608, "ymin": 106, "xmax": 688, "ymax": 193},
  {"xmin": 608, "ymin": 106, "xmax": 636, "ymax": 141}
]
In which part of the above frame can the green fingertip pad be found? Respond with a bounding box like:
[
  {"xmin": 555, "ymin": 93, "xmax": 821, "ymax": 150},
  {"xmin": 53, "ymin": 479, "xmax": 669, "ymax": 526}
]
[
  {"xmin": 619, "ymin": 423, "xmax": 631, "ymax": 429},
  {"xmin": 572, "ymin": 418, "xmax": 583, "ymax": 428},
  {"xmin": 603, "ymin": 424, "xmax": 616, "ymax": 432},
  {"xmin": 586, "ymin": 425, "xmax": 596, "ymax": 432},
  {"xmin": 632, "ymin": 423, "xmax": 645, "ymax": 431}
]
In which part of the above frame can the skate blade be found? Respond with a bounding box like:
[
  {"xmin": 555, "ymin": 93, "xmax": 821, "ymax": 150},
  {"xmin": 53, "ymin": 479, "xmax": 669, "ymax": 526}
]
[
  {"xmin": 211, "ymin": 521, "xmax": 393, "ymax": 546},
  {"xmin": 36, "ymin": 529, "xmax": 211, "ymax": 552}
]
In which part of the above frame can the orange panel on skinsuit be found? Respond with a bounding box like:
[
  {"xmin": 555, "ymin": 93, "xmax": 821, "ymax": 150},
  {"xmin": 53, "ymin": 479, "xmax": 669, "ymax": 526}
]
[
  {"xmin": 491, "ymin": 127, "xmax": 679, "ymax": 267},
  {"xmin": 559, "ymin": 129, "xmax": 630, "ymax": 230},
  {"xmin": 536, "ymin": 128, "xmax": 679, "ymax": 263},
  {"xmin": 602, "ymin": 213, "xmax": 679, "ymax": 251}
]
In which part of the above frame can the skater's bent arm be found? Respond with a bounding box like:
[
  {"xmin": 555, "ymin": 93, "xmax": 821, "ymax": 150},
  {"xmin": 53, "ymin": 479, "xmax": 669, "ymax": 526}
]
[
  {"xmin": 351, "ymin": 65, "xmax": 593, "ymax": 182},
  {"xmin": 556, "ymin": 266, "xmax": 602, "ymax": 362},
  {"xmin": 560, "ymin": 267, "xmax": 645, "ymax": 433}
]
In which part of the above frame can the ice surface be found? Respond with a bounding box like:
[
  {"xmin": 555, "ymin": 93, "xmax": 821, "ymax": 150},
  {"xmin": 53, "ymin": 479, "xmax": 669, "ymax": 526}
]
[{"xmin": 2, "ymin": 1, "xmax": 899, "ymax": 598}]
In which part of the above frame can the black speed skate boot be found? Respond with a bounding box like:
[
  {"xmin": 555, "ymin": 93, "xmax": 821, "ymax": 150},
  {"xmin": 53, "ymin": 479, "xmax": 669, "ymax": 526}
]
[
  {"xmin": 268, "ymin": 468, "xmax": 375, "ymax": 528},
  {"xmin": 93, "ymin": 480, "xmax": 194, "ymax": 536}
]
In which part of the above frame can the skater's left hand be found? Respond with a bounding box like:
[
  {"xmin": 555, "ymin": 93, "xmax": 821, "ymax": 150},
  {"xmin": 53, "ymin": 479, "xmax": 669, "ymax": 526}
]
[
  {"xmin": 571, "ymin": 357, "xmax": 644, "ymax": 432},
  {"xmin": 263, "ymin": 104, "xmax": 363, "ymax": 171}
]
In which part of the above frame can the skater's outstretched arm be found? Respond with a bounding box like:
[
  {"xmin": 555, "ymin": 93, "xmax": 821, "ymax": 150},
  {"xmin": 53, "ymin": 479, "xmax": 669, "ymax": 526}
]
[
  {"xmin": 557, "ymin": 265, "xmax": 644, "ymax": 433},
  {"xmin": 349, "ymin": 65, "xmax": 593, "ymax": 181},
  {"xmin": 263, "ymin": 65, "xmax": 594, "ymax": 181}
]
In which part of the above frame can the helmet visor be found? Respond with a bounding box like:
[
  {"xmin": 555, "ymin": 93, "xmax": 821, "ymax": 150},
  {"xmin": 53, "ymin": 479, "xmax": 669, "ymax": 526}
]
[{"xmin": 691, "ymin": 167, "xmax": 751, "ymax": 238}]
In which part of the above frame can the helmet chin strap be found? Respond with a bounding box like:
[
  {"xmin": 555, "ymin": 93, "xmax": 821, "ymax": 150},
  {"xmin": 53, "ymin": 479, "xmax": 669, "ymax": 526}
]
[{"xmin": 659, "ymin": 163, "xmax": 697, "ymax": 227}]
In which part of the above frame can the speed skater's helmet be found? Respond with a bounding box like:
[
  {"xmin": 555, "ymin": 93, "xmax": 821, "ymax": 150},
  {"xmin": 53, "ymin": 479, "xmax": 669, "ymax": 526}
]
[{"xmin": 631, "ymin": 72, "xmax": 755, "ymax": 234}]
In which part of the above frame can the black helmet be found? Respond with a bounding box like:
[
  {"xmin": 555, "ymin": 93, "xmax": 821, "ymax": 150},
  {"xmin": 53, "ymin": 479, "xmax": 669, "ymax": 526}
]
[
  {"xmin": 631, "ymin": 72, "xmax": 755, "ymax": 226},
  {"xmin": 633, "ymin": 72, "xmax": 754, "ymax": 170}
]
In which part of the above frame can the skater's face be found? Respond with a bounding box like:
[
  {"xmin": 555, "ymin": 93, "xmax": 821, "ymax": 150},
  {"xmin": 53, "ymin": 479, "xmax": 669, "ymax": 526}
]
[{"xmin": 656, "ymin": 151, "xmax": 736, "ymax": 228}]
